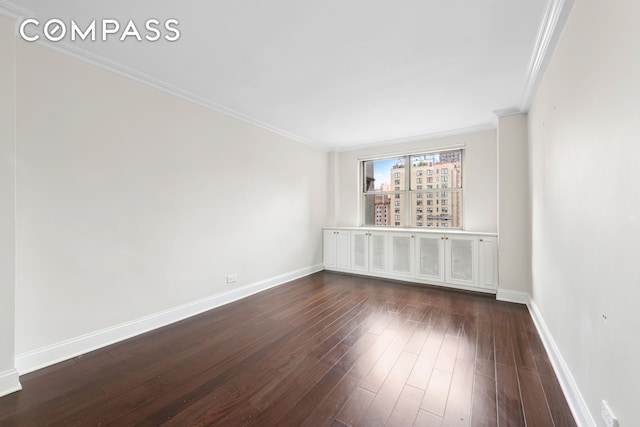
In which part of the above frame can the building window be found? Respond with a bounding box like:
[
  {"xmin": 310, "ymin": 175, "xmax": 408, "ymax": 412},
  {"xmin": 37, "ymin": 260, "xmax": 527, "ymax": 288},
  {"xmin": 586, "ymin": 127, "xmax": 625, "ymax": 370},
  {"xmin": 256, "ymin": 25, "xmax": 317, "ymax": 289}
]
[{"xmin": 361, "ymin": 150, "xmax": 463, "ymax": 229}]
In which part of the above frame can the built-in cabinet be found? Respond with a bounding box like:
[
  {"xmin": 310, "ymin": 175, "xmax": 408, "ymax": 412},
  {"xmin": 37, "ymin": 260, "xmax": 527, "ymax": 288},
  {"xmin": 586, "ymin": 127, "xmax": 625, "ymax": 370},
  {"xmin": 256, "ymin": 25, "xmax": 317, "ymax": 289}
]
[{"xmin": 323, "ymin": 227, "xmax": 498, "ymax": 294}]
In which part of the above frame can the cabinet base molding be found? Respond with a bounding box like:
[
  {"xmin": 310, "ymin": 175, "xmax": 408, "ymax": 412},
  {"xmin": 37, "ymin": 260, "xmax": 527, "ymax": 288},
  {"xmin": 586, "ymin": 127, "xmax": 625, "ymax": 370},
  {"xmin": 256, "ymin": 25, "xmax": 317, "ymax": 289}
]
[
  {"xmin": 496, "ymin": 289, "xmax": 530, "ymax": 304},
  {"xmin": 0, "ymin": 369, "xmax": 21, "ymax": 398},
  {"xmin": 324, "ymin": 268, "xmax": 497, "ymax": 296}
]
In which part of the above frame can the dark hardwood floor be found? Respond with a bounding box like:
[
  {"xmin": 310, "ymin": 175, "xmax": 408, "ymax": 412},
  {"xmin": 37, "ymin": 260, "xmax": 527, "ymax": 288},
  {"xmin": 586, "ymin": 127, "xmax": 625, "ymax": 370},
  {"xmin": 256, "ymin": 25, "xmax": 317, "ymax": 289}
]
[{"xmin": 0, "ymin": 271, "xmax": 576, "ymax": 426}]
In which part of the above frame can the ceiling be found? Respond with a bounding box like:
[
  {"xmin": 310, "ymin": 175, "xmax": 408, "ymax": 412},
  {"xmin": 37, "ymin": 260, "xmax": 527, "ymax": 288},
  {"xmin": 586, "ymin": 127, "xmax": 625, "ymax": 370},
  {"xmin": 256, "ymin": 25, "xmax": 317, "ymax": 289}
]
[{"xmin": 7, "ymin": 0, "xmax": 552, "ymax": 150}]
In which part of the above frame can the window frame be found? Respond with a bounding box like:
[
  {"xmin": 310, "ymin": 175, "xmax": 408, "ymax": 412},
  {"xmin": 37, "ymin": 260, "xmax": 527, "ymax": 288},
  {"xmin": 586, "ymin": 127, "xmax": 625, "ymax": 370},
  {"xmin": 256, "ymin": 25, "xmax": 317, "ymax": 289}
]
[{"xmin": 359, "ymin": 147, "xmax": 464, "ymax": 229}]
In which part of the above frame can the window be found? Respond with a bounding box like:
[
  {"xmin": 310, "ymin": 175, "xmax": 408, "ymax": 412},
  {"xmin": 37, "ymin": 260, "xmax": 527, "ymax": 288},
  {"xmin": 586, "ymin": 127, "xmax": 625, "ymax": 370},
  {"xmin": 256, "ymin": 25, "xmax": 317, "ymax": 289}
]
[{"xmin": 362, "ymin": 149, "xmax": 462, "ymax": 229}]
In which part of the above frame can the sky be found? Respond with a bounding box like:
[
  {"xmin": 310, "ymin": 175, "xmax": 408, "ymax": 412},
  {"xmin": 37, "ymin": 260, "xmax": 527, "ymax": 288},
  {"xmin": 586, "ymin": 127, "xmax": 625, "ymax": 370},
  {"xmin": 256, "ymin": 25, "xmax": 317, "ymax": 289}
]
[{"xmin": 372, "ymin": 157, "xmax": 403, "ymax": 190}]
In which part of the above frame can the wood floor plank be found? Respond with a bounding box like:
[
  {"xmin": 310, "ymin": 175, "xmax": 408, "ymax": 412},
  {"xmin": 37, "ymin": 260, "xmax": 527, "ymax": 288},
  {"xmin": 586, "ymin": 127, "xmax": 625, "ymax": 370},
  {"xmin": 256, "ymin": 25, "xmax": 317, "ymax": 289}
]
[
  {"xmin": 0, "ymin": 271, "xmax": 576, "ymax": 427},
  {"xmin": 406, "ymin": 330, "xmax": 444, "ymax": 390},
  {"xmin": 385, "ymin": 384, "xmax": 424, "ymax": 427},
  {"xmin": 441, "ymin": 359, "xmax": 474, "ymax": 426},
  {"xmin": 414, "ymin": 409, "xmax": 443, "ymax": 427},
  {"xmin": 470, "ymin": 373, "xmax": 498, "ymax": 427},
  {"xmin": 518, "ymin": 367, "xmax": 554, "ymax": 426},
  {"xmin": 357, "ymin": 351, "xmax": 418, "ymax": 427},
  {"xmin": 335, "ymin": 386, "xmax": 376, "ymax": 426},
  {"xmin": 495, "ymin": 362, "xmax": 525, "ymax": 426},
  {"xmin": 420, "ymin": 368, "xmax": 453, "ymax": 417}
]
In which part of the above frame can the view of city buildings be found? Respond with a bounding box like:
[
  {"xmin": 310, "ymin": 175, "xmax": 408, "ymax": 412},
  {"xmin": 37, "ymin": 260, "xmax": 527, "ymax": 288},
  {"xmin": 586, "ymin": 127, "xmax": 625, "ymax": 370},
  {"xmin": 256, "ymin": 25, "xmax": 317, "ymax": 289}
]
[{"xmin": 364, "ymin": 150, "xmax": 462, "ymax": 228}]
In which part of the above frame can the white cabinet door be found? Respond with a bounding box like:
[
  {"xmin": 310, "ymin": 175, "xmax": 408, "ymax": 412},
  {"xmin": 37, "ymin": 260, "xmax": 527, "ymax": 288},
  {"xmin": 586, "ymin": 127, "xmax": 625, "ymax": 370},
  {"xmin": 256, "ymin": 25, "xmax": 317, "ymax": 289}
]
[
  {"xmin": 415, "ymin": 234, "xmax": 445, "ymax": 282},
  {"xmin": 445, "ymin": 235, "xmax": 478, "ymax": 287},
  {"xmin": 478, "ymin": 236, "xmax": 498, "ymax": 288},
  {"xmin": 323, "ymin": 229, "xmax": 350, "ymax": 271},
  {"xmin": 368, "ymin": 231, "xmax": 388, "ymax": 274},
  {"xmin": 389, "ymin": 232, "xmax": 414, "ymax": 277},
  {"xmin": 351, "ymin": 230, "xmax": 369, "ymax": 272},
  {"xmin": 323, "ymin": 230, "xmax": 337, "ymax": 268},
  {"xmin": 335, "ymin": 230, "xmax": 351, "ymax": 270}
]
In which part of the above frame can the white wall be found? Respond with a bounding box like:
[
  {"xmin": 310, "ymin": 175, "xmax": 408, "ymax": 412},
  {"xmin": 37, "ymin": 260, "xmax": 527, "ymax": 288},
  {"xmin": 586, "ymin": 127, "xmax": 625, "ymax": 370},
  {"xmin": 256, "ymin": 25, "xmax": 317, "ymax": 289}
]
[
  {"xmin": 528, "ymin": 0, "xmax": 640, "ymax": 424},
  {"xmin": 14, "ymin": 41, "xmax": 329, "ymax": 355},
  {"xmin": 497, "ymin": 113, "xmax": 531, "ymax": 296},
  {"xmin": 0, "ymin": 15, "xmax": 18, "ymax": 389},
  {"xmin": 335, "ymin": 130, "xmax": 497, "ymax": 232}
]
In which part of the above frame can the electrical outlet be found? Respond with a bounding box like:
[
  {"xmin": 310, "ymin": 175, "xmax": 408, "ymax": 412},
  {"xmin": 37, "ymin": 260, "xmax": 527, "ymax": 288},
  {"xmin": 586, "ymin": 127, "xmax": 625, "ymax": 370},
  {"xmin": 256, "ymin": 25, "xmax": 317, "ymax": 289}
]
[
  {"xmin": 226, "ymin": 274, "xmax": 237, "ymax": 284},
  {"xmin": 601, "ymin": 400, "xmax": 618, "ymax": 427}
]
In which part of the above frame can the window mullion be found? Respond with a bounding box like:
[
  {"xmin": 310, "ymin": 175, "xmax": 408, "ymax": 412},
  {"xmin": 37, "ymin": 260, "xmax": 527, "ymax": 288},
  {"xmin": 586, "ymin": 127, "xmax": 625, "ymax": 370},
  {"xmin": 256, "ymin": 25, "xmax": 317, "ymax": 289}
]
[{"xmin": 404, "ymin": 155, "xmax": 410, "ymax": 227}]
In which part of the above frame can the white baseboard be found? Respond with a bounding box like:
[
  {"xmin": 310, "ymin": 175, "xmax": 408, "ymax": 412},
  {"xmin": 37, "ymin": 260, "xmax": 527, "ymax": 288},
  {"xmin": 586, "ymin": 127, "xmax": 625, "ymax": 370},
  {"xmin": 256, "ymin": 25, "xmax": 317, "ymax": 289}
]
[
  {"xmin": 16, "ymin": 264, "xmax": 323, "ymax": 375},
  {"xmin": 528, "ymin": 299, "xmax": 597, "ymax": 427},
  {"xmin": 496, "ymin": 288, "xmax": 530, "ymax": 304},
  {"xmin": 0, "ymin": 368, "xmax": 21, "ymax": 398}
]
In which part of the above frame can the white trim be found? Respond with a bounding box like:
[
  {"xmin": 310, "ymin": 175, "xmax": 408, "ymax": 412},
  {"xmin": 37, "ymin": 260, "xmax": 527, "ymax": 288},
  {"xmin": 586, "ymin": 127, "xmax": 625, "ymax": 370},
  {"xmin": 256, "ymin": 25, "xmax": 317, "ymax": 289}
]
[
  {"xmin": 520, "ymin": 0, "xmax": 575, "ymax": 111},
  {"xmin": 496, "ymin": 288, "xmax": 529, "ymax": 304},
  {"xmin": 0, "ymin": 368, "xmax": 21, "ymax": 398},
  {"xmin": 15, "ymin": 264, "xmax": 323, "ymax": 375},
  {"xmin": 528, "ymin": 299, "xmax": 597, "ymax": 427},
  {"xmin": 493, "ymin": 107, "xmax": 521, "ymax": 119},
  {"xmin": 0, "ymin": 0, "xmax": 32, "ymax": 21},
  {"xmin": 334, "ymin": 123, "xmax": 495, "ymax": 153}
]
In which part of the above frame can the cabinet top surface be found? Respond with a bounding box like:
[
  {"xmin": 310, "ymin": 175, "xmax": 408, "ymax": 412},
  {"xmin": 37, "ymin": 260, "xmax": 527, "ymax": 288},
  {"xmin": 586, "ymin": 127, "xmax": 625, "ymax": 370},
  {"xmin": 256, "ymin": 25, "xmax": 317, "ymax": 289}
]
[{"xmin": 324, "ymin": 227, "xmax": 497, "ymax": 237}]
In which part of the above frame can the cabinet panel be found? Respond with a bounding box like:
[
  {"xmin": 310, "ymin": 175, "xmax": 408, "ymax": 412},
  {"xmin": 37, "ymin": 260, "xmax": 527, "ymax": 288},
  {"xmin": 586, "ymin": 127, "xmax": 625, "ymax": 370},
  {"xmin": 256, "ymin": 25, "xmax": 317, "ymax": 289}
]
[
  {"xmin": 351, "ymin": 231, "xmax": 368, "ymax": 272},
  {"xmin": 478, "ymin": 237, "xmax": 498, "ymax": 288},
  {"xmin": 335, "ymin": 231, "xmax": 351, "ymax": 270},
  {"xmin": 445, "ymin": 235, "xmax": 477, "ymax": 286},
  {"xmin": 369, "ymin": 232, "xmax": 388, "ymax": 274},
  {"xmin": 323, "ymin": 230, "xmax": 337, "ymax": 268},
  {"xmin": 415, "ymin": 234, "xmax": 445, "ymax": 282},
  {"xmin": 390, "ymin": 233, "xmax": 414, "ymax": 276}
]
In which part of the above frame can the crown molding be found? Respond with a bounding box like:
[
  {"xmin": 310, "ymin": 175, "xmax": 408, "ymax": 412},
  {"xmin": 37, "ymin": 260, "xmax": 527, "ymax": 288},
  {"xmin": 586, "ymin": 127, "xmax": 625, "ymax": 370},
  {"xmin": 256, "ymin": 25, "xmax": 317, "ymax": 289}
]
[
  {"xmin": 519, "ymin": 0, "xmax": 575, "ymax": 111},
  {"xmin": 0, "ymin": 0, "xmax": 32, "ymax": 21}
]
